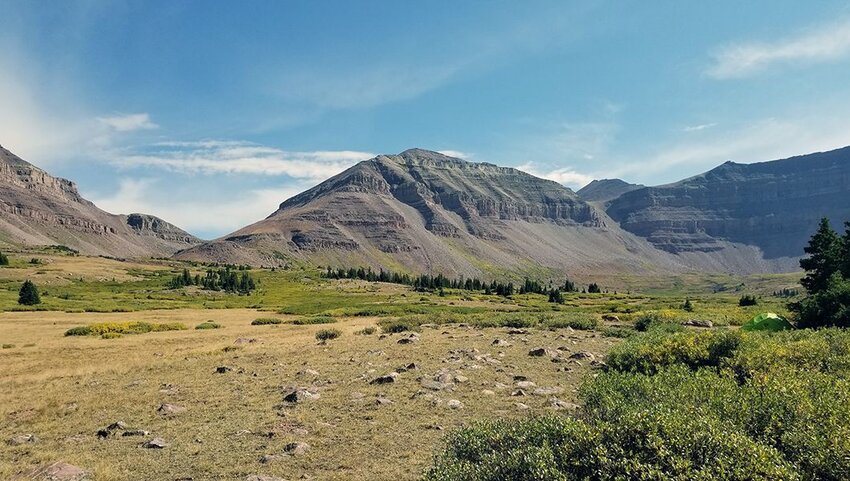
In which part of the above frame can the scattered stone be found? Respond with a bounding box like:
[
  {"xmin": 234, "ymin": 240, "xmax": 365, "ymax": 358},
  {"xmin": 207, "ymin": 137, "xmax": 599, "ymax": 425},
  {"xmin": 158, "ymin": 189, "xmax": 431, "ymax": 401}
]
[
  {"xmin": 511, "ymin": 389, "xmax": 527, "ymax": 397},
  {"xmin": 528, "ymin": 347, "xmax": 551, "ymax": 357},
  {"xmin": 405, "ymin": 362, "xmax": 419, "ymax": 370},
  {"xmin": 158, "ymin": 403, "xmax": 186, "ymax": 415},
  {"xmin": 97, "ymin": 421, "xmax": 127, "ymax": 438},
  {"xmin": 297, "ymin": 369, "xmax": 320, "ymax": 377},
  {"xmin": 8, "ymin": 433, "xmax": 38, "ymax": 445},
  {"xmin": 143, "ymin": 437, "xmax": 169, "ymax": 449},
  {"xmin": 453, "ymin": 374, "xmax": 469, "ymax": 383},
  {"xmin": 515, "ymin": 380, "xmax": 536, "ymax": 390},
  {"xmin": 684, "ymin": 319, "xmax": 714, "ymax": 328},
  {"xmin": 425, "ymin": 424, "xmax": 444, "ymax": 430},
  {"xmin": 446, "ymin": 399, "xmax": 464, "ymax": 410},
  {"xmin": 602, "ymin": 314, "xmax": 620, "ymax": 322},
  {"xmin": 350, "ymin": 392, "xmax": 366, "ymax": 400},
  {"xmin": 493, "ymin": 382, "xmax": 509, "ymax": 390},
  {"xmin": 283, "ymin": 388, "xmax": 320, "ymax": 403},
  {"xmin": 420, "ymin": 379, "xmax": 453, "ymax": 391},
  {"xmin": 215, "ymin": 366, "xmax": 232, "ymax": 374},
  {"xmin": 259, "ymin": 454, "xmax": 279, "ymax": 464},
  {"xmin": 121, "ymin": 430, "xmax": 149, "ymax": 437},
  {"xmin": 532, "ymin": 387, "xmax": 564, "ymax": 396},
  {"xmin": 397, "ymin": 333, "xmax": 420, "ymax": 344},
  {"xmin": 283, "ymin": 442, "xmax": 310, "ymax": 456},
  {"xmin": 492, "ymin": 339, "xmax": 512, "ymax": 347},
  {"xmin": 550, "ymin": 399, "xmax": 580, "ymax": 410},
  {"xmin": 515, "ymin": 402, "xmax": 531, "ymax": 410},
  {"xmin": 370, "ymin": 372, "xmax": 399, "ymax": 385},
  {"xmin": 375, "ymin": 397, "xmax": 393, "ymax": 406},
  {"xmin": 507, "ymin": 329, "xmax": 529, "ymax": 335},
  {"xmin": 481, "ymin": 389, "xmax": 496, "ymax": 396},
  {"xmin": 22, "ymin": 462, "xmax": 87, "ymax": 481},
  {"xmin": 569, "ymin": 351, "xmax": 595, "ymax": 361},
  {"xmin": 246, "ymin": 475, "xmax": 285, "ymax": 481}
]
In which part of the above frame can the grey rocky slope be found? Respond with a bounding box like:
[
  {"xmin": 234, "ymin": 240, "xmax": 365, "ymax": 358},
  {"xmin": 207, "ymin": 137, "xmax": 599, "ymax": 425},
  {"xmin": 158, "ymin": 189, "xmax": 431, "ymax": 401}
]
[
  {"xmin": 177, "ymin": 149, "xmax": 684, "ymax": 277},
  {"xmin": 0, "ymin": 144, "xmax": 200, "ymax": 257},
  {"xmin": 606, "ymin": 146, "xmax": 850, "ymax": 273},
  {"xmin": 577, "ymin": 179, "xmax": 644, "ymax": 203}
]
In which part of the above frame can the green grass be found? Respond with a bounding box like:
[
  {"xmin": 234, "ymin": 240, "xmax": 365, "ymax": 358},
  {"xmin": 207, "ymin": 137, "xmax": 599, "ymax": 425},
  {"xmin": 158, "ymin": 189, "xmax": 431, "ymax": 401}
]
[
  {"xmin": 251, "ymin": 317, "xmax": 284, "ymax": 325},
  {"xmin": 195, "ymin": 321, "xmax": 222, "ymax": 330},
  {"xmin": 292, "ymin": 315, "xmax": 337, "ymax": 325},
  {"xmin": 315, "ymin": 328, "xmax": 341, "ymax": 341},
  {"xmin": 64, "ymin": 321, "xmax": 187, "ymax": 337}
]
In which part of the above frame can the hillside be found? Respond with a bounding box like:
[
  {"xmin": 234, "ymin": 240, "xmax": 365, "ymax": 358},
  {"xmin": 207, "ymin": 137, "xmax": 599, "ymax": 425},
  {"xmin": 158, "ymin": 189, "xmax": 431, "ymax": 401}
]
[
  {"xmin": 177, "ymin": 149, "xmax": 683, "ymax": 278},
  {"xmin": 577, "ymin": 179, "xmax": 644, "ymax": 203},
  {"xmin": 606, "ymin": 146, "xmax": 850, "ymax": 272},
  {"xmin": 0, "ymin": 144, "xmax": 200, "ymax": 257}
]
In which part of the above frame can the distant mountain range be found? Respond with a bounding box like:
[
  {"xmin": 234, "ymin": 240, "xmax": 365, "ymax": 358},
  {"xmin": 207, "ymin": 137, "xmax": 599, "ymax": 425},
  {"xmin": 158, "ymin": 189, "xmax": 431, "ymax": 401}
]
[
  {"xmin": 0, "ymin": 144, "xmax": 199, "ymax": 257},
  {"xmin": 2, "ymin": 143, "xmax": 849, "ymax": 277}
]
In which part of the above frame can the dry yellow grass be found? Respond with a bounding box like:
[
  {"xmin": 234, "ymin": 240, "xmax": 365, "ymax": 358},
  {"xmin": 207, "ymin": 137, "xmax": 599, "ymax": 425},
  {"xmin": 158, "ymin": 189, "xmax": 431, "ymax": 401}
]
[{"xmin": 0, "ymin": 309, "xmax": 613, "ymax": 480}]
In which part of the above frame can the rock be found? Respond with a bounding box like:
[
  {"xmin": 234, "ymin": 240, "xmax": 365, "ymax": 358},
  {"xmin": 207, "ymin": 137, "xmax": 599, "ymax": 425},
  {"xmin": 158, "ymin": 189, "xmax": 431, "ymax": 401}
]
[
  {"xmin": 297, "ymin": 369, "xmax": 320, "ymax": 377},
  {"xmin": 569, "ymin": 351, "xmax": 595, "ymax": 361},
  {"xmin": 446, "ymin": 399, "xmax": 464, "ymax": 409},
  {"xmin": 494, "ymin": 382, "xmax": 509, "ymax": 390},
  {"xmin": 259, "ymin": 454, "xmax": 279, "ymax": 464},
  {"xmin": 515, "ymin": 402, "xmax": 531, "ymax": 410},
  {"xmin": 97, "ymin": 421, "xmax": 128, "ymax": 438},
  {"xmin": 532, "ymin": 387, "xmax": 564, "ymax": 396},
  {"xmin": 397, "ymin": 334, "xmax": 420, "ymax": 345},
  {"xmin": 215, "ymin": 366, "xmax": 232, "ymax": 374},
  {"xmin": 23, "ymin": 461, "xmax": 87, "ymax": 481},
  {"xmin": 157, "ymin": 403, "xmax": 186, "ymax": 415},
  {"xmin": 246, "ymin": 475, "xmax": 286, "ymax": 481},
  {"xmin": 370, "ymin": 372, "xmax": 399, "ymax": 385},
  {"xmin": 8, "ymin": 433, "xmax": 38, "ymax": 445},
  {"xmin": 283, "ymin": 442, "xmax": 310, "ymax": 456},
  {"xmin": 492, "ymin": 339, "xmax": 512, "ymax": 347},
  {"xmin": 507, "ymin": 329, "xmax": 529, "ymax": 335},
  {"xmin": 684, "ymin": 319, "xmax": 714, "ymax": 328},
  {"xmin": 528, "ymin": 347, "xmax": 551, "ymax": 357},
  {"xmin": 405, "ymin": 362, "xmax": 419, "ymax": 370},
  {"xmin": 602, "ymin": 314, "xmax": 620, "ymax": 322},
  {"xmin": 511, "ymin": 389, "xmax": 527, "ymax": 397},
  {"xmin": 375, "ymin": 396, "xmax": 393, "ymax": 405},
  {"xmin": 143, "ymin": 437, "xmax": 169, "ymax": 449},
  {"xmin": 550, "ymin": 399, "xmax": 580, "ymax": 410},
  {"xmin": 453, "ymin": 374, "xmax": 469, "ymax": 383},
  {"xmin": 481, "ymin": 389, "xmax": 496, "ymax": 396},
  {"xmin": 515, "ymin": 380, "xmax": 536, "ymax": 389},
  {"xmin": 283, "ymin": 388, "xmax": 320, "ymax": 403},
  {"xmin": 121, "ymin": 430, "xmax": 149, "ymax": 437}
]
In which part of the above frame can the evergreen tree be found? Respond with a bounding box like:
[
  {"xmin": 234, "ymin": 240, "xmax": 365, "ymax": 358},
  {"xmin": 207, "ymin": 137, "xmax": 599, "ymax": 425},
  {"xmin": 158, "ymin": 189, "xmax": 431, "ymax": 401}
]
[
  {"xmin": 18, "ymin": 280, "xmax": 41, "ymax": 305},
  {"xmin": 840, "ymin": 221, "xmax": 850, "ymax": 280},
  {"xmin": 0, "ymin": 251, "xmax": 8, "ymax": 266},
  {"xmin": 682, "ymin": 298, "xmax": 693, "ymax": 312},
  {"xmin": 548, "ymin": 289, "xmax": 564, "ymax": 304},
  {"xmin": 800, "ymin": 218, "xmax": 842, "ymax": 294},
  {"xmin": 587, "ymin": 283, "xmax": 601, "ymax": 294}
]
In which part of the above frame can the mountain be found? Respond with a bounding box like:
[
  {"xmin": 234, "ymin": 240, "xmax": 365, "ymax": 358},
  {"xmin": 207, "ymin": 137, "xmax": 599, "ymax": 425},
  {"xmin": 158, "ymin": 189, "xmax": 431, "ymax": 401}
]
[
  {"xmin": 0, "ymin": 144, "xmax": 200, "ymax": 257},
  {"xmin": 177, "ymin": 149, "xmax": 683, "ymax": 278},
  {"xmin": 606, "ymin": 146, "xmax": 850, "ymax": 273},
  {"xmin": 577, "ymin": 179, "xmax": 644, "ymax": 203}
]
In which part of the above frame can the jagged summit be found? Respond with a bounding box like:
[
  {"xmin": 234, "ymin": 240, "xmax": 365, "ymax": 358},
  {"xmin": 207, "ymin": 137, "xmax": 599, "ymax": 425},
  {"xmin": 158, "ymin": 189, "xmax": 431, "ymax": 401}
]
[{"xmin": 0, "ymin": 144, "xmax": 200, "ymax": 257}]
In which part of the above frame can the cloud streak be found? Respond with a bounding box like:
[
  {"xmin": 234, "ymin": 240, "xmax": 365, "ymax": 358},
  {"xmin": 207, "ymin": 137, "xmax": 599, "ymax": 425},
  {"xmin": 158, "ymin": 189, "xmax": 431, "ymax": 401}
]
[
  {"xmin": 707, "ymin": 19, "xmax": 850, "ymax": 79},
  {"xmin": 113, "ymin": 141, "xmax": 375, "ymax": 180},
  {"xmin": 517, "ymin": 162, "xmax": 595, "ymax": 189},
  {"xmin": 97, "ymin": 113, "xmax": 158, "ymax": 132}
]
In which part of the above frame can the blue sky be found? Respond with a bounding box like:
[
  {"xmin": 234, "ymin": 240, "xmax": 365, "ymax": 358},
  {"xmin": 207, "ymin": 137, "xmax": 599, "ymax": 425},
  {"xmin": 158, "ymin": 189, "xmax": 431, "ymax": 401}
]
[{"xmin": 3, "ymin": 1, "xmax": 850, "ymax": 239}]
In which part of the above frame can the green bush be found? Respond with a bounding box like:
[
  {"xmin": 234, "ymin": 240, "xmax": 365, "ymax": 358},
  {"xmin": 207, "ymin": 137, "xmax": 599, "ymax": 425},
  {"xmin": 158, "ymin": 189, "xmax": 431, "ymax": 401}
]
[
  {"xmin": 292, "ymin": 315, "xmax": 337, "ymax": 325},
  {"xmin": 63, "ymin": 322, "xmax": 186, "ymax": 337},
  {"xmin": 196, "ymin": 321, "xmax": 222, "ymax": 330},
  {"xmin": 355, "ymin": 326, "xmax": 377, "ymax": 335},
  {"xmin": 791, "ymin": 273, "xmax": 850, "ymax": 328},
  {"xmin": 739, "ymin": 294, "xmax": 758, "ymax": 306},
  {"xmin": 101, "ymin": 332, "xmax": 122, "ymax": 339},
  {"xmin": 251, "ymin": 318, "xmax": 283, "ymax": 325},
  {"xmin": 0, "ymin": 251, "xmax": 8, "ymax": 266},
  {"xmin": 427, "ymin": 328, "xmax": 850, "ymax": 480},
  {"xmin": 315, "ymin": 328, "xmax": 341, "ymax": 341},
  {"xmin": 18, "ymin": 280, "xmax": 41, "ymax": 306},
  {"xmin": 64, "ymin": 326, "xmax": 93, "ymax": 336},
  {"xmin": 542, "ymin": 312, "xmax": 598, "ymax": 330}
]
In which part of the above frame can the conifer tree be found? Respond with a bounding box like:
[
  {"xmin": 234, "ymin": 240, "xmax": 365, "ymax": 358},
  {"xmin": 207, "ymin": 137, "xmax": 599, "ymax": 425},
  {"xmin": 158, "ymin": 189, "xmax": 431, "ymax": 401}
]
[
  {"xmin": 0, "ymin": 251, "xmax": 8, "ymax": 266},
  {"xmin": 18, "ymin": 280, "xmax": 41, "ymax": 305},
  {"xmin": 800, "ymin": 218, "xmax": 841, "ymax": 294}
]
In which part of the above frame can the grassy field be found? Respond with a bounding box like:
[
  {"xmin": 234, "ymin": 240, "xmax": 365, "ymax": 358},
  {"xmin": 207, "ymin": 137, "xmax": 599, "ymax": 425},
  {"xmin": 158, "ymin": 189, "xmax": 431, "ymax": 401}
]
[{"xmin": 0, "ymin": 250, "xmax": 804, "ymax": 480}]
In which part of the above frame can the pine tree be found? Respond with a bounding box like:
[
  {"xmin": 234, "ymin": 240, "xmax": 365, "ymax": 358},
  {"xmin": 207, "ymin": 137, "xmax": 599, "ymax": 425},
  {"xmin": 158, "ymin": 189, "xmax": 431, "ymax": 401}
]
[
  {"xmin": 840, "ymin": 221, "xmax": 850, "ymax": 280},
  {"xmin": 682, "ymin": 298, "xmax": 693, "ymax": 312},
  {"xmin": 18, "ymin": 280, "xmax": 41, "ymax": 305},
  {"xmin": 0, "ymin": 251, "xmax": 8, "ymax": 266},
  {"xmin": 800, "ymin": 218, "xmax": 842, "ymax": 294}
]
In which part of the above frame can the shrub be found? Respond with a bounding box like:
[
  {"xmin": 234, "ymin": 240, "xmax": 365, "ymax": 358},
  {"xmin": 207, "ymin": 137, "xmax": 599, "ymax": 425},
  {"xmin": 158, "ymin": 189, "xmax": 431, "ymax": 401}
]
[
  {"xmin": 101, "ymin": 332, "xmax": 122, "ymax": 339},
  {"xmin": 292, "ymin": 315, "xmax": 337, "ymax": 325},
  {"xmin": 2, "ymin": 343, "xmax": 14, "ymax": 349},
  {"xmin": 542, "ymin": 312, "xmax": 598, "ymax": 330},
  {"xmin": 64, "ymin": 322, "xmax": 186, "ymax": 337},
  {"xmin": 682, "ymin": 298, "xmax": 694, "ymax": 311},
  {"xmin": 251, "ymin": 318, "xmax": 283, "ymax": 325},
  {"xmin": 315, "ymin": 328, "xmax": 341, "ymax": 341},
  {"xmin": 0, "ymin": 251, "xmax": 8, "ymax": 266},
  {"xmin": 196, "ymin": 321, "xmax": 222, "ymax": 329},
  {"xmin": 633, "ymin": 312, "xmax": 660, "ymax": 331},
  {"xmin": 18, "ymin": 280, "xmax": 41, "ymax": 306},
  {"xmin": 739, "ymin": 294, "xmax": 758, "ymax": 306},
  {"xmin": 603, "ymin": 329, "xmax": 743, "ymax": 375},
  {"xmin": 355, "ymin": 326, "xmax": 377, "ymax": 335},
  {"xmin": 791, "ymin": 273, "xmax": 850, "ymax": 328},
  {"xmin": 64, "ymin": 326, "xmax": 93, "ymax": 336},
  {"xmin": 601, "ymin": 327, "xmax": 634, "ymax": 338}
]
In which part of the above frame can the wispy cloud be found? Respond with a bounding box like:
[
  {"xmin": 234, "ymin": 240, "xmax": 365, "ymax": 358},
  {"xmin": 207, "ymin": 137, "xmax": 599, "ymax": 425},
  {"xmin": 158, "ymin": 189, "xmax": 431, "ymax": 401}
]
[
  {"xmin": 683, "ymin": 123, "xmax": 717, "ymax": 132},
  {"xmin": 90, "ymin": 177, "xmax": 304, "ymax": 237},
  {"xmin": 517, "ymin": 162, "xmax": 595, "ymax": 189},
  {"xmin": 113, "ymin": 140, "xmax": 374, "ymax": 180},
  {"xmin": 437, "ymin": 150, "xmax": 472, "ymax": 159},
  {"xmin": 97, "ymin": 113, "xmax": 158, "ymax": 132},
  {"xmin": 707, "ymin": 19, "xmax": 850, "ymax": 79}
]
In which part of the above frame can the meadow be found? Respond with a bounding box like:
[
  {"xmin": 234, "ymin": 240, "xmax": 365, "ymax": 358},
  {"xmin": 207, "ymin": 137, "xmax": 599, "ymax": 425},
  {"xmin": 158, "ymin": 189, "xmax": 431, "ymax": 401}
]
[{"xmin": 0, "ymin": 248, "xmax": 805, "ymax": 480}]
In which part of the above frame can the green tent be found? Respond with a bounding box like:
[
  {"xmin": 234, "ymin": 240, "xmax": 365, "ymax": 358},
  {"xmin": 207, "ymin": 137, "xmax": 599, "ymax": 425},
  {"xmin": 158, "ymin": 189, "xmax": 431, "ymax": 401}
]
[{"xmin": 741, "ymin": 312, "xmax": 793, "ymax": 332}]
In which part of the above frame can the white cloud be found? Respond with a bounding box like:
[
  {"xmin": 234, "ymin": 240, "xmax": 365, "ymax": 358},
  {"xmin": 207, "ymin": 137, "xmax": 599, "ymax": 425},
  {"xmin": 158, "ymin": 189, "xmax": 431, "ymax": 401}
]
[
  {"xmin": 437, "ymin": 150, "xmax": 471, "ymax": 159},
  {"xmin": 97, "ymin": 113, "xmax": 158, "ymax": 132},
  {"xmin": 113, "ymin": 141, "xmax": 375, "ymax": 180},
  {"xmin": 683, "ymin": 123, "xmax": 717, "ymax": 132},
  {"xmin": 516, "ymin": 162, "xmax": 595, "ymax": 189},
  {"xmin": 707, "ymin": 19, "xmax": 850, "ymax": 79},
  {"xmin": 90, "ymin": 177, "xmax": 304, "ymax": 237}
]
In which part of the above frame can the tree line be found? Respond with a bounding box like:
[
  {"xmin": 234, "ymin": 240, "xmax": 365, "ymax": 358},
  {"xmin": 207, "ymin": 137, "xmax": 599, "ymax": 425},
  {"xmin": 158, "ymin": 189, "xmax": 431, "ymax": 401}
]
[
  {"xmin": 169, "ymin": 267, "xmax": 257, "ymax": 294},
  {"xmin": 323, "ymin": 266, "xmax": 600, "ymax": 301}
]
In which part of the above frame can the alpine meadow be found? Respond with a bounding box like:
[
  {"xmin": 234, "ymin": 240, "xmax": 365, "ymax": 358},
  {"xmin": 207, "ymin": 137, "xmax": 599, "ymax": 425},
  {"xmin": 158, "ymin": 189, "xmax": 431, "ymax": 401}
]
[{"xmin": 3, "ymin": 2, "xmax": 850, "ymax": 480}]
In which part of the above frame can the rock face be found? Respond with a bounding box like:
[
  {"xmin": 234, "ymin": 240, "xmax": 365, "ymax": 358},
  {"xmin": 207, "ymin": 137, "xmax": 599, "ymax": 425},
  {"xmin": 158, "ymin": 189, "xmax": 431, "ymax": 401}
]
[
  {"xmin": 177, "ymin": 149, "xmax": 681, "ymax": 277},
  {"xmin": 607, "ymin": 147, "xmax": 850, "ymax": 272},
  {"xmin": 577, "ymin": 179, "xmax": 644, "ymax": 203},
  {"xmin": 0, "ymin": 144, "xmax": 200, "ymax": 257}
]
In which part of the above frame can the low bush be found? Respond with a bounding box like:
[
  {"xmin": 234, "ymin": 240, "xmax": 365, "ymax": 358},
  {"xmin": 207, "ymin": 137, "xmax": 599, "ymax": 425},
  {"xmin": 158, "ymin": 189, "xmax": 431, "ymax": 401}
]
[
  {"xmin": 101, "ymin": 332, "xmax": 122, "ymax": 339},
  {"xmin": 292, "ymin": 315, "xmax": 337, "ymax": 325},
  {"xmin": 64, "ymin": 322, "xmax": 186, "ymax": 337},
  {"xmin": 355, "ymin": 326, "xmax": 377, "ymax": 335},
  {"xmin": 315, "ymin": 328, "xmax": 341, "ymax": 341},
  {"xmin": 251, "ymin": 318, "xmax": 283, "ymax": 325},
  {"xmin": 541, "ymin": 312, "xmax": 598, "ymax": 330},
  {"xmin": 196, "ymin": 321, "xmax": 222, "ymax": 329}
]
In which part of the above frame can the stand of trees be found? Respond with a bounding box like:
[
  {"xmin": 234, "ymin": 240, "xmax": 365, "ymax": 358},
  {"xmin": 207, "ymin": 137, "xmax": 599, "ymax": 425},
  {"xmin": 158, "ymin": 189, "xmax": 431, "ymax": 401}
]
[
  {"xmin": 791, "ymin": 218, "xmax": 850, "ymax": 328},
  {"xmin": 0, "ymin": 251, "xmax": 8, "ymax": 266},
  {"xmin": 170, "ymin": 267, "xmax": 256, "ymax": 294},
  {"xmin": 323, "ymin": 266, "xmax": 590, "ymax": 302}
]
